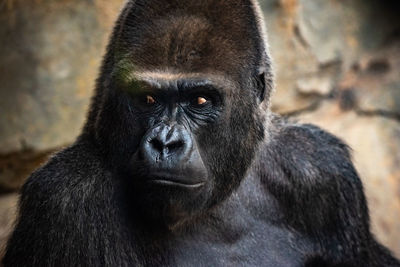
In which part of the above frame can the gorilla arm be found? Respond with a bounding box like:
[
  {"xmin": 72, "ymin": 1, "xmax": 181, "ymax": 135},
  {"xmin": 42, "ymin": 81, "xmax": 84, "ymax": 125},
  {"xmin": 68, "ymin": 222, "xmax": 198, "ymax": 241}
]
[{"xmin": 260, "ymin": 121, "xmax": 400, "ymax": 266}]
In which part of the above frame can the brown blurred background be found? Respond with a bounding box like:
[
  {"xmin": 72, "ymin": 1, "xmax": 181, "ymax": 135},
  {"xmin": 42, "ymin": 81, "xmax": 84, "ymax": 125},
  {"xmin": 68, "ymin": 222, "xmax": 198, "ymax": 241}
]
[{"xmin": 0, "ymin": 0, "xmax": 399, "ymax": 259}]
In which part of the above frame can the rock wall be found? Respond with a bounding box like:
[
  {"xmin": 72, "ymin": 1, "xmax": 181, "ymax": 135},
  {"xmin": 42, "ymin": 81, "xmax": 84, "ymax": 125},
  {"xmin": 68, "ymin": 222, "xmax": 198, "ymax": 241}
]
[{"xmin": 0, "ymin": 0, "xmax": 399, "ymax": 258}]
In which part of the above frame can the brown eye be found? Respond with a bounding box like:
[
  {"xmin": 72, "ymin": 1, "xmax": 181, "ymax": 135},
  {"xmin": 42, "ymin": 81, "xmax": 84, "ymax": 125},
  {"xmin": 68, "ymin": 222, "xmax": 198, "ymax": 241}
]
[
  {"xmin": 146, "ymin": 95, "xmax": 155, "ymax": 104},
  {"xmin": 197, "ymin": 97, "xmax": 207, "ymax": 105}
]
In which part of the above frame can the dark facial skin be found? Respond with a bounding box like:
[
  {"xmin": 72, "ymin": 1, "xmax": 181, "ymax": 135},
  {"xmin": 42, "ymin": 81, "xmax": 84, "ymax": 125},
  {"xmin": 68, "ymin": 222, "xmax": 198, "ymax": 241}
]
[{"xmin": 124, "ymin": 75, "xmax": 225, "ymax": 224}]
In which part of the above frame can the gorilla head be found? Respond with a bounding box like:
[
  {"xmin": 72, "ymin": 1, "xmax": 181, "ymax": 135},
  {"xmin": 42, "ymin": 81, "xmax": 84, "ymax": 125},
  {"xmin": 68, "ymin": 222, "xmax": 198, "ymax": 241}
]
[{"xmin": 88, "ymin": 0, "xmax": 273, "ymax": 226}]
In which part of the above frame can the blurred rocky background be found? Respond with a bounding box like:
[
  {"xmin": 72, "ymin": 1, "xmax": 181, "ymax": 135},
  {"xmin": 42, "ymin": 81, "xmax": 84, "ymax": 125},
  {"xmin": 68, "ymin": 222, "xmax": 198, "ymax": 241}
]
[{"xmin": 0, "ymin": 0, "xmax": 399, "ymax": 259}]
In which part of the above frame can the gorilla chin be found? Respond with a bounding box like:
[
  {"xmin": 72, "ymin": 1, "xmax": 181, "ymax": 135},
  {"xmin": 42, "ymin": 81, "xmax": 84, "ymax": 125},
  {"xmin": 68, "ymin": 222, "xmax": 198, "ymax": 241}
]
[{"xmin": 129, "ymin": 175, "xmax": 212, "ymax": 228}]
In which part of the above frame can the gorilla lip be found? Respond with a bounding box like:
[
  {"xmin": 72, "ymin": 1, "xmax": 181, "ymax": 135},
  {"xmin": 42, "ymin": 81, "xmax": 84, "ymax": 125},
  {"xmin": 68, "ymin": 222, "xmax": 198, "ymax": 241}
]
[
  {"xmin": 146, "ymin": 172, "xmax": 206, "ymax": 188},
  {"xmin": 149, "ymin": 179, "xmax": 205, "ymax": 188}
]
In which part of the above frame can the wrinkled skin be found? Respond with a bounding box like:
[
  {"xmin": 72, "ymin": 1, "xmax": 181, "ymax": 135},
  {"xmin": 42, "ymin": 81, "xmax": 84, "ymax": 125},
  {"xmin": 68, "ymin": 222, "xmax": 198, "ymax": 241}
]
[{"xmin": 3, "ymin": 0, "xmax": 400, "ymax": 266}]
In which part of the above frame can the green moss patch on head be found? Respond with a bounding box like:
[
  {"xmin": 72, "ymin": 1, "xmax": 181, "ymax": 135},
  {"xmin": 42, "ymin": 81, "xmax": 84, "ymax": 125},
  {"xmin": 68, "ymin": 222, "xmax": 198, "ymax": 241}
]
[{"xmin": 112, "ymin": 57, "xmax": 145, "ymax": 95}]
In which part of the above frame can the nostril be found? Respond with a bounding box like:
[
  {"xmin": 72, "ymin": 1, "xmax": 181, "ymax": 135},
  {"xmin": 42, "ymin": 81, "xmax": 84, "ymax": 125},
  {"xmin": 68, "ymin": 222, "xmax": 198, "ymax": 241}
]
[
  {"xmin": 150, "ymin": 138, "xmax": 164, "ymax": 153},
  {"xmin": 166, "ymin": 140, "xmax": 184, "ymax": 153}
]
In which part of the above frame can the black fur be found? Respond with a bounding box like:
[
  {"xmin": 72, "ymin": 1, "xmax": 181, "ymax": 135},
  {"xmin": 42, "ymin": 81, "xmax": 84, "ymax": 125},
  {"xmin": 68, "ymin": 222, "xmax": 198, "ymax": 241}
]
[{"xmin": 3, "ymin": 0, "xmax": 400, "ymax": 266}]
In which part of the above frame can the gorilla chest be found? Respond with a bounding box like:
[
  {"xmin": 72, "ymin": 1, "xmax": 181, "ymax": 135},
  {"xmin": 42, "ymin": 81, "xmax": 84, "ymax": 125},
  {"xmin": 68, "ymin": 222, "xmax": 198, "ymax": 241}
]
[{"xmin": 137, "ymin": 222, "xmax": 312, "ymax": 267}]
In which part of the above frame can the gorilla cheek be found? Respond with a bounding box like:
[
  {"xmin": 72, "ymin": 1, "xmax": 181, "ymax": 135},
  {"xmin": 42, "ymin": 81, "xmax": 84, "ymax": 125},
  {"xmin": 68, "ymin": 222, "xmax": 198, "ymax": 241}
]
[{"xmin": 196, "ymin": 110, "xmax": 261, "ymax": 205}]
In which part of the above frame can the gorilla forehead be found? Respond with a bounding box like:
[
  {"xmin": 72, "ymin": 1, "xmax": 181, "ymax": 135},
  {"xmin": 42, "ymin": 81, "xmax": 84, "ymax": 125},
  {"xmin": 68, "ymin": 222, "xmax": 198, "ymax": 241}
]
[{"xmin": 117, "ymin": 0, "xmax": 265, "ymax": 75}]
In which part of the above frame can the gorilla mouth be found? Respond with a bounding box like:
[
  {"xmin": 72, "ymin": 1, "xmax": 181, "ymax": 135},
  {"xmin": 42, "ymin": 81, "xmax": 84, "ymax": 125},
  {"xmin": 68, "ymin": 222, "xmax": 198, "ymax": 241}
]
[
  {"xmin": 147, "ymin": 172, "xmax": 206, "ymax": 188},
  {"xmin": 149, "ymin": 179, "xmax": 205, "ymax": 188}
]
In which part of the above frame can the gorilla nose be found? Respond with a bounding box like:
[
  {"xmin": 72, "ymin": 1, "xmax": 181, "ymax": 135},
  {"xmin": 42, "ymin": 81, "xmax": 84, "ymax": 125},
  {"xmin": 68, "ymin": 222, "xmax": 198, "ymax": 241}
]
[{"xmin": 141, "ymin": 124, "xmax": 192, "ymax": 165}]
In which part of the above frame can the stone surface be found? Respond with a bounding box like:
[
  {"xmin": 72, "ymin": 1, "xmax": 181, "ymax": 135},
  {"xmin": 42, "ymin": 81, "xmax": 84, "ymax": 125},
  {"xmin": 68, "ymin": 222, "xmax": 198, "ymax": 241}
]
[
  {"xmin": 339, "ymin": 41, "xmax": 400, "ymax": 115},
  {"xmin": 0, "ymin": 193, "xmax": 18, "ymax": 259},
  {"xmin": 0, "ymin": 150, "xmax": 53, "ymax": 192},
  {"xmin": 296, "ymin": 74, "xmax": 333, "ymax": 96},
  {"xmin": 0, "ymin": 0, "xmax": 124, "ymax": 154},
  {"xmin": 262, "ymin": 0, "xmax": 400, "ymax": 114},
  {"xmin": 261, "ymin": 0, "xmax": 321, "ymax": 114}
]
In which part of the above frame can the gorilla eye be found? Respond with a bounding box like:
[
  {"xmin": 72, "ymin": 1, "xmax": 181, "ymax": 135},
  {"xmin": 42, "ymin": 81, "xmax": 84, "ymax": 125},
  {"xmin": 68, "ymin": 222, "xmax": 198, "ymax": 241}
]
[
  {"xmin": 146, "ymin": 95, "xmax": 156, "ymax": 105},
  {"xmin": 197, "ymin": 97, "xmax": 207, "ymax": 105},
  {"xmin": 187, "ymin": 95, "xmax": 213, "ymax": 109}
]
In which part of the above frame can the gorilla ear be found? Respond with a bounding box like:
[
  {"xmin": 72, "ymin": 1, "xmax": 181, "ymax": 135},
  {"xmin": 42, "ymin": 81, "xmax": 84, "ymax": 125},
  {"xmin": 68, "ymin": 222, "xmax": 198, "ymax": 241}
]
[{"xmin": 255, "ymin": 72, "xmax": 267, "ymax": 103}]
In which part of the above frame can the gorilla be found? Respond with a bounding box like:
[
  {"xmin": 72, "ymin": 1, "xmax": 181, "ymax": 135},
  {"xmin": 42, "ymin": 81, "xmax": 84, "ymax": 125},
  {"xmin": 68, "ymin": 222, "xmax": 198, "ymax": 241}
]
[{"xmin": 3, "ymin": 0, "xmax": 400, "ymax": 266}]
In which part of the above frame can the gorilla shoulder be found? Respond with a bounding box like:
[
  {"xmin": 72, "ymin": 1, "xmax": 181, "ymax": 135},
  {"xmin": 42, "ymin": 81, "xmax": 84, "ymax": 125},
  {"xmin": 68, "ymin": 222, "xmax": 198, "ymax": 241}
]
[
  {"xmin": 3, "ymin": 142, "xmax": 124, "ymax": 266},
  {"xmin": 255, "ymin": 121, "xmax": 379, "ymax": 264},
  {"xmin": 260, "ymin": 122, "xmax": 400, "ymax": 266},
  {"xmin": 259, "ymin": 120, "xmax": 367, "ymax": 233},
  {"xmin": 266, "ymin": 121, "xmax": 356, "ymax": 185},
  {"xmin": 19, "ymin": 141, "xmax": 108, "ymax": 218},
  {"xmin": 24, "ymin": 141, "xmax": 101, "ymax": 188}
]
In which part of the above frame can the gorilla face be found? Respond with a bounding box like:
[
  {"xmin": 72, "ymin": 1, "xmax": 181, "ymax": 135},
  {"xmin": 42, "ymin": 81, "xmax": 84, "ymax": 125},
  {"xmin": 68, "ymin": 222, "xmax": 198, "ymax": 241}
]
[
  {"xmin": 125, "ymin": 75, "xmax": 223, "ymax": 223},
  {"xmin": 104, "ymin": 68, "xmax": 265, "ymax": 226},
  {"xmin": 129, "ymin": 78, "xmax": 222, "ymax": 184}
]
